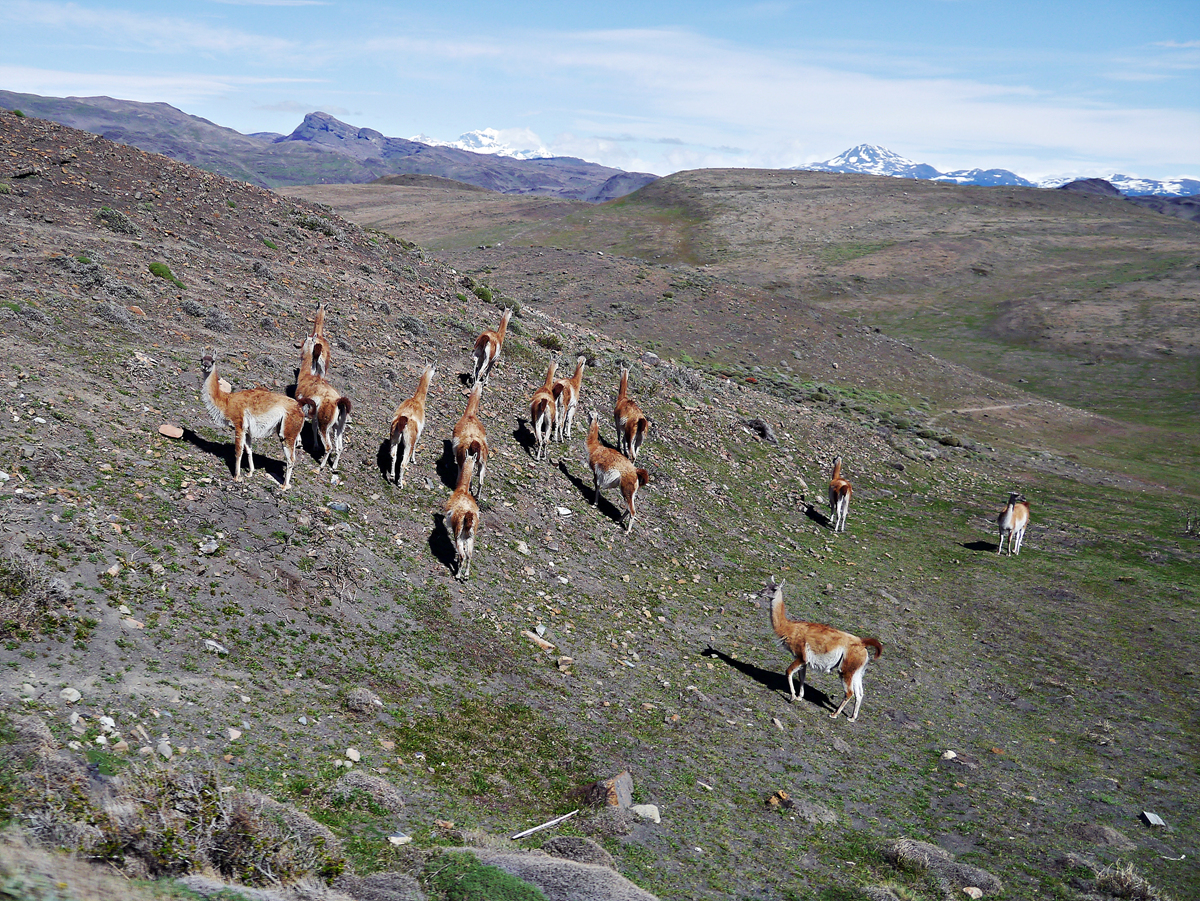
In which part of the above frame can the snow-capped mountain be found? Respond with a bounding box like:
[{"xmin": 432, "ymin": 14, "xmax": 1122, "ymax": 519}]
[
  {"xmin": 795, "ymin": 144, "xmax": 1196, "ymax": 196},
  {"xmin": 410, "ymin": 128, "xmax": 553, "ymax": 161}
]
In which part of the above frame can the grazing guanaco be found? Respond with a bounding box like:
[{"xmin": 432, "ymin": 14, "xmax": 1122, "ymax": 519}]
[
  {"xmin": 529, "ymin": 361, "xmax": 558, "ymax": 462},
  {"xmin": 769, "ymin": 580, "xmax": 882, "ymax": 723},
  {"xmin": 200, "ymin": 353, "xmax": 315, "ymax": 489},
  {"xmin": 614, "ymin": 367, "xmax": 650, "ymax": 462},
  {"xmin": 997, "ymin": 492, "xmax": 1030, "ymax": 556},
  {"xmin": 444, "ymin": 455, "xmax": 479, "ymax": 580},
  {"xmin": 451, "ymin": 382, "xmax": 489, "ymax": 498},
  {"xmin": 828, "ymin": 456, "xmax": 852, "ymax": 533},
  {"xmin": 297, "ymin": 337, "xmax": 352, "ymax": 470},
  {"xmin": 388, "ymin": 363, "xmax": 435, "ymax": 486},
  {"xmin": 471, "ymin": 308, "xmax": 513, "ymax": 386},
  {"xmin": 585, "ymin": 410, "xmax": 650, "ymax": 534},
  {"xmin": 552, "ymin": 355, "xmax": 587, "ymax": 441}
]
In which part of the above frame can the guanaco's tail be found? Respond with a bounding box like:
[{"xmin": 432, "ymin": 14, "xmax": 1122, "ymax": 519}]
[
  {"xmin": 335, "ymin": 397, "xmax": 352, "ymax": 429},
  {"xmin": 862, "ymin": 638, "xmax": 883, "ymax": 659},
  {"xmin": 461, "ymin": 510, "xmax": 476, "ymax": 539},
  {"xmin": 636, "ymin": 468, "xmax": 650, "ymax": 487}
]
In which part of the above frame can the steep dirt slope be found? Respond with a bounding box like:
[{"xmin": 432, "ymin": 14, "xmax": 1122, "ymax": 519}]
[{"xmin": 1, "ymin": 112, "xmax": 1197, "ymax": 901}]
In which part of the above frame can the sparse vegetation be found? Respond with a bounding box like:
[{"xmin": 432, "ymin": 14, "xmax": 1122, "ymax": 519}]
[{"xmin": 148, "ymin": 261, "xmax": 185, "ymax": 289}]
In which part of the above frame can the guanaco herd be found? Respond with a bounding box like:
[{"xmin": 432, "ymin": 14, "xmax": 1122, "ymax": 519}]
[{"xmin": 199, "ymin": 303, "xmax": 1032, "ymax": 723}]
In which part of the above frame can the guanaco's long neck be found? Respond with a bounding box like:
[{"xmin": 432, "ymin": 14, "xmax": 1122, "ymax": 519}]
[
  {"xmin": 495, "ymin": 311, "xmax": 511, "ymax": 345},
  {"xmin": 572, "ymin": 358, "xmax": 586, "ymax": 389},
  {"xmin": 464, "ymin": 386, "xmax": 482, "ymax": 419},
  {"xmin": 831, "ymin": 457, "xmax": 842, "ymax": 482},
  {"xmin": 618, "ymin": 369, "xmax": 629, "ymax": 402},
  {"xmin": 542, "ymin": 363, "xmax": 558, "ymax": 392},
  {"xmin": 414, "ymin": 367, "xmax": 434, "ymax": 404}
]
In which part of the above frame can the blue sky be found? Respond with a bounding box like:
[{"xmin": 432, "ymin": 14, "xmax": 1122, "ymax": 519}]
[{"xmin": 2, "ymin": 0, "xmax": 1197, "ymax": 180}]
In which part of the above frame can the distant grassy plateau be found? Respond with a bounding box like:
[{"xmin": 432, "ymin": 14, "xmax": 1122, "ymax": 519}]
[{"xmin": 287, "ymin": 171, "xmax": 1200, "ymax": 495}]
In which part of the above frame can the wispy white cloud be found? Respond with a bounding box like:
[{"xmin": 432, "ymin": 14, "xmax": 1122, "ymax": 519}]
[
  {"xmin": 0, "ymin": 65, "xmax": 316, "ymax": 104},
  {"xmin": 255, "ymin": 99, "xmax": 352, "ymax": 115},
  {"xmin": 2, "ymin": 1, "xmax": 299, "ymax": 57}
]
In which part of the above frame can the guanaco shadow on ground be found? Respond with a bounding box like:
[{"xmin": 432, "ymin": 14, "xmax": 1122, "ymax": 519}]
[
  {"xmin": 803, "ymin": 502, "xmax": 832, "ymax": 529},
  {"xmin": 436, "ymin": 439, "xmax": 459, "ymax": 489},
  {"xmin": 558, "ymin": 460, "xmax": 626, "ymax": 528},
  {"xmin": 375, "ymin": 439, "xmax": 395, "ymax": 482},
  {"xmin": 512, "ymin": 417, "xmax": 536, "ymax": 458},
  {"xmin": 181, "ymin": 427, "xmax": 290, "ymax": 486},
  {"xmin": 427, "ymin": 512, "xmax": 457, "ymax": 574},
  {"xmin": 702, "ymin": 646, "xmax": 835, "ymax": 712},
  {"xmin": 962, "ymin": 540, "xmax": 998, "ymax": 553}
]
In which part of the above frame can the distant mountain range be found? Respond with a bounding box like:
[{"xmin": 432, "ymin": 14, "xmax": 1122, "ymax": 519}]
[
  {"xmin": 796, "ymin": 144, "xmax": 1200, "ymax": 197},
  {"xmin": 0, "ymin": 90, "xmax": 655, "ymax": 202}
]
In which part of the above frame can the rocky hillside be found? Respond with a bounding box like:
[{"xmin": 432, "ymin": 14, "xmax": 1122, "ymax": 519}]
[{"xmin": 1, "ymin": 111, "xmax": 1197, "ymax": 901}]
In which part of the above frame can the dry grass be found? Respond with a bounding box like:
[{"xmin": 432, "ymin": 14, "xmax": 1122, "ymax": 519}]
[
  {"xmin": 1095, "ymin": 860, "xmax": 1173, "ymax": 901},
  {"xmin": 0, "ymin": 552, "xmax": 70, "ymax": 638}
]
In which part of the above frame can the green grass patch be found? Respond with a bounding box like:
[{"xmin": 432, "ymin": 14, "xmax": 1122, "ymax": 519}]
[
  {"xmin": 148, "ymin": 262, "xmax": 185, "ymax": 290},
  {"xmin": 424, "ymin": 851, "xmax": 548, "ymax": 901}
]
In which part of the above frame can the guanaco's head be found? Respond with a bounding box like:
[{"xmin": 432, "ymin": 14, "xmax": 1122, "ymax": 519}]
[
  {"xmin": 1008, "ymin": 492, "xmax": 1028, "ymax": 506},
  {"xmin": 201, "ymin": 353, "xmax": 215, "ymax": 377}
]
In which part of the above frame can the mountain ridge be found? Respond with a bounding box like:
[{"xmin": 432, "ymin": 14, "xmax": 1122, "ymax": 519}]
[
  {"xmin": 0, "ymin": 90, "xmax": 656, "ymax": 202},
  {"xmin": 797, "ymin": 142, "xmax": 1199, "ymax": 196}
]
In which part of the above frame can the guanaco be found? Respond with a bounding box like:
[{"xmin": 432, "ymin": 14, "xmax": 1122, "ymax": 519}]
[
  {"xmin": 769, "ymin": 580, "xmax": 882, "ymax": 723},
  {"xmin": 585, "ymin": 410, "xmax": 650, "ymax": 534},
  {"xmin": 444, "ymin": 455, "xmax": 479, "ymax": 580},
  {"xmin": 297, "ymin": 337, "xmax": 352, "ymax": 470},
  {"xmin": 530, "ymin": 361, "xmax": 558, "ymax": 462},
  {"xmin": 614, "ymin": 367, "xmax": 650, "ymax": 462},
  {"xmin": 828, "ymin": 456, "xmax": 852, "ymax": 533},
  {"xmin": 452, "ymin": 382, "xmax": 489, "ymax": 498},
  {"xmin": 552, "ymin": 355, "xmax": 587, "ymax": 441},
  {"xmin": 388, "ymin": 363, "xmax": 435, "ymax": 486},
  {"xmin": 997, "ymin": 492, "xmax": 1030, "ymax": 556},
  {"xmin": 471, "ymin": 308, "xmax": 513, "ymax": 386},
  {"xmin": 200, "ymin": 353, "xmax": 314, "ymax": 489}
]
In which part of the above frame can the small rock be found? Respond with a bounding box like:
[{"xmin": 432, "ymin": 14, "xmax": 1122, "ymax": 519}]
[
  {"xmin": 298, "ymin": 716, "xmax": 308, "ymax": 725},
  {"xmin": 112, "ymin": 740, "xmax": 129, "ymax": 752},
  {"xmin": 20, "ymin": 683, "xmax": 36, "ymax": 698},
  {"xmin": 346, "ymin": 748, "xmax": 361, "ymax": 762},
  {"xmin": 106, "ymin": 564, "xmax": 121, "ymax": 577},
  {"xmin": 228, "ymin": 728, "xmax": 242, "ymax": 741},
  {"xmin": 556, "ymin": 506, "xmax": 572, "ymax": 516},
  {"xmin": 630, "ymin": 803, "xmax": 660, "ymax": 823},
  {"xmin": 388, "ymin": 832, "xmax": 412, "ymax": 846},
  {"xmin": 1140, "ymin": 811, "xmax": 1166, "ymax": 828},
  {"xmin": 772, "ymin": 717, "xmax": 784, "ymax": 731},
  {"xmin": 138, "ymin": 746, "xmax": 154, "ymax": 756},
  {"xmin": 158, "ymin": 423, "xmax": 184, "ymax": 439},
  {"xmin": 198, "ymin": 538, "xmax": 219, "ymax": 555},
  {"xmin": 204, "ymin": 638, "xmax": 228, "ymax": 654},
  {"xmin": 60, "ymin": 687, "xmax": 82, "ymax": 704},
  {"xmin": 832, "ymin": 736, "xmax": 852, "ymax": 754},
  {"xmin": 941, "ymin": 750, "xmax": 958, "ymax": 760},
  {"xmin": 516, "ymin": 540, "xmax": 530, "ymax": 556},
  {"xmin": 963, "ymin": 889, "xmax": 983, "ymax": 900},
  {"xmin": 156, "ymin": 740, "xmax": 173, "ymax": 759}
]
